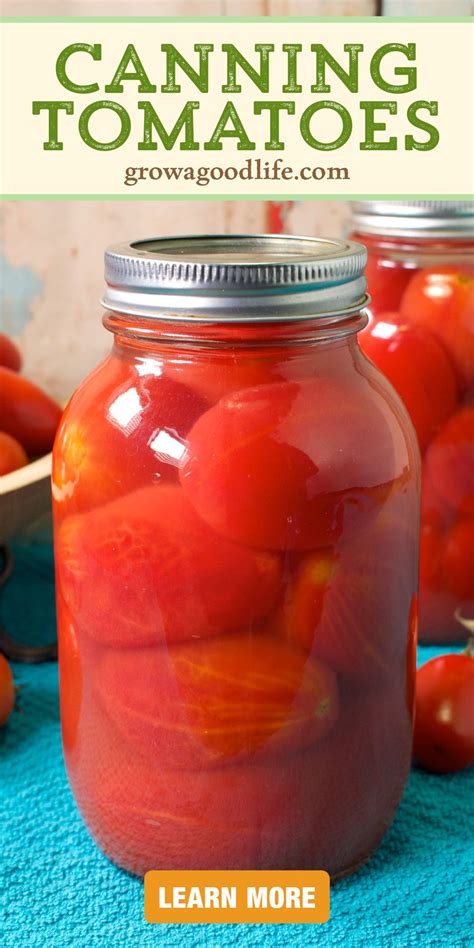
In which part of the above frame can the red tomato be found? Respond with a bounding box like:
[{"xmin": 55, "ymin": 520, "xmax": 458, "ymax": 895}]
[
  {"xmin": 275, "ymin": 502, "xmax": 417, "ymax": 683},
  {"xmin": 181, "ymin": 379, "xmax": 401, "ymax": 551},
  {"xmin": 442, "ymin": 519, "xmax": 474, "ymax": 601},
  {"xmin": 53, "ymin": 358, "xmax": 207, "ymax": 514},
  {"xmin": 98, "ymin": 636, "xmax": 339, "ymax": 768},
  {"xmin": 421, "ymin": 465, "xmax": 454, "ymax": 531},
  {"xmin": 419, "ymin": 519, "xmax": 444, "ymax": 588},
  {"xmin": 364, "ymin": 255, "xmax": 412, "ymax": 316},
  {"xmin": 57, "ymin": 485, "xmax": 282, "ymax": 647},
  {"xmin": 0, "ymin": 431, "xmax": 28, "ymax": 476},
  {"xmin": 0, "ymin": 366, "xmax": 62, "ymax": 456},
  {"xmin": 359, "ymin": 313, "xmax": 458, "ymax": 451},
  {"xmin": 71, "ymin": 679, "xmax": 409, "ymax": 874},
  {"xmin": 165, "ymin": 352, "xmax": 282, "ymax": 404},
  {"xmin": 0, "ymin": 654, "xmax": 14, "ymax": 726},
  {"xmin": 0, "ymin": 334, "xmax": 22, "ymax": 372},
  {"xmin": 425, "ymin": 408, "xmax": 474, "ymax": 516},
  {"xmin": 57, "ymin": 596, "xmax": 82, "ymax": 754},
  {"xmin": 414, "ymin": 652, "xmax": 474, "ymax": 773},
  {"xmin": 400, "ymin": 265, "xmax": 474, "ymax": 389}
]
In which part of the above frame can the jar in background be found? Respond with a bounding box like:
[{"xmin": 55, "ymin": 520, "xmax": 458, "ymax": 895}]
[
  {"xmin": 52, "ymin": 235, "xmax": 420, "ymax": 877},
  {"xmin": 350, "ymin": 202, "xmax": 474, "ymax": 643}
]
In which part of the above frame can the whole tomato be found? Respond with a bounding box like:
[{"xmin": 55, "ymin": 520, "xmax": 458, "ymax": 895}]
[
  {"xmin": 52, "ymin": 355, "xmax": 207, "ymax": 514},
  {"xmin": 425, "ymin": 407, "xmax": 474, "ymax": 517},
  {"xmin": 364, "ymin": 255, "xmax": 412, "ymax": 316},
  {"xmin": 0, "ymin": 334, "xmax": 22, "ymax": 372},
  {"xmin": 359, "ymin": 313, "xmax": 458, "ymax": 452},
  {"xmin": 0, "ymin": 366, "xmax": 62, "ymax": 456},
  {"xmin": 0, "ymin": 654, "xmax": 14, "ymax": 726},
  {"xmin": 414, "ymin": 649, "xmax": 474, "ymax": 773},
  {"xmin": 97, "ymin": 635, "xmax": 339, "ymax": 768},
  {"xmin": 181, "ymin": 378, "xmax": 401, "ymax": 551},
  {"xmin": 0, "ymin": 431, "xmax": 28, "ymax": 476},
  {"xmin": 400, "ymin": 265, "xmax": 474, "ymax": 390},
  {"xmin": 57, "ymin": 485, "xmax": 282, "ymax": 648}
]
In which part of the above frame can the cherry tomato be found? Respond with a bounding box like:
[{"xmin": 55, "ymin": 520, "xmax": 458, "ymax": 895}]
[
  {"xmin": 364, "ymin": 255, "xmax": 412, "ymax": 316},
  {"xmin": 400, "ymin": 265, "xmax": 474, "ymax": 389},
  {"xmin": 425, "ymin": 408, "xmax": 474, "ymax": 516},
  {"xmin": 52, "ymin": 357, "xmax": 207, "ymax": 514},
  {"xmin": 421, "ymin": 466, "xmax": 454, "ymax": 531},
  {"xmin": 181, "ymin": 378, "xmax": 400, "ymax": 551},
  {"xmin": 57, "ymin": 485, "xmax": 282, "ymax": 648},
  {"xmin": 0, "ymin": 654, "xmax": 14, "ymax": 726},
  {"xmin": 442, "ymin": 519, "xmax": 474, "ymax": 601},
  {"xmin": 0, "ymin": 431, "xmax": 28, "ymax": 476},
  {"xmin": 0, "ymin": 334, "xmax": 22, "ymax": 372},
  {"xmin": 98, "ymin": 635, "xmax": 339, "ymax": 768},
  {"xmin": 413, "ymin": 652, "xmax": 474, "ymax": 773},
  {"xmin": 0, "ymin": 366, "xmax": 62, "ymax": 456},
  {"xmin": 274, "ymin": 502, "xmax": 417, "ymax": 682},
  {"xmin": 359, "ymin": 313, "xmax": 458, "ymax": 451}
]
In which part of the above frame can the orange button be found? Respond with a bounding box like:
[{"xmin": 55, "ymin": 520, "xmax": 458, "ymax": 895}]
[{"xmin": 144, "ymin": 870, "xmax": 330, "ymax": 924}]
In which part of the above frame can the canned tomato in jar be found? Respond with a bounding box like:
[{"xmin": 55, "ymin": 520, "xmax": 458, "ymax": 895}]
[
  {"xmin": 52, "ymin": 235, "xmax": 420, "ymax": 877},
  {"xmin": 350, "ymin": 202, "xmax": 474, "ymax": 643}
]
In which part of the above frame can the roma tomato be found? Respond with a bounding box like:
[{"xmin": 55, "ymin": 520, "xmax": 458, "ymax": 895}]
[
  {"xmin": 414, "ymin": 652, "xmax": 474, "ymax": 773},
  {"xmin": 425, "ymin": 408, "xmax": 474, "ymax": 516},
  {"xmin": 0, "ymin": 654, "xmax": 14, "ymax": 726},
  {"xmin": 53, "ymin": 358, "xmax": 207, "ymax": 514},
  {"xmin": 181, "ymin": 378, "xmax": 400, "ymax": 551},
  {"xmin": 0, "ymin": 334, "xmax": 22, "ymax": 372},
  {"xmin": 275, "ymin": 502, "xmax": 417, "ymax": 683},
  {"xmin": 364, "ymin": 256, "xmax": 412, "ymax": 316},
  {"xmin": 442, "ymin": 519, "xmax": 474, "ymax": 601},
  {"xmin": 400, "ymin": 266, "xmax": 474, "ymax": 389},
  {"xmin": 359, "ymin": 313, "xmax": 458, "ymax": 451},
  {"xmin": 57, "ymin": 485, "xmax": 282, "ymax": 647},
  {"xmin": 0, "ymin": 366, "xmax": 62, "ymax": 456},
  {"xmin": 0, "ymin": 431, "xmax": 28, "ymax": 476},
  {"xmin": 165, "ymin": 351, "xmax": 282, "ymax": 404},
  {"xmin": 97, "ymin": 635, "xmax": 339, "ymax": 768},
  {"xmin": 57, "ymin": 596, "xmax": 82, "ymax": 754}
]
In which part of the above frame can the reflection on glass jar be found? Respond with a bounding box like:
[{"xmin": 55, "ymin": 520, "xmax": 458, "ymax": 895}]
[
  {"xmin": 53, "ymin": 235, "xmax": 420, "ymax": 877},
  {"xmin": 350, "ymin": 202, "xmax": 474, "ymax": 643}
]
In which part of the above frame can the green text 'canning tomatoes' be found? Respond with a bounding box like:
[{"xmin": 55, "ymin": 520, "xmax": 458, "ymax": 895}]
[
  {"xmin": 98, "ymin": 636, "xmax": 339, "ymax": 768},
  {"xmin": 0, "ymin": 334, "xmax": 22, "ymax": 372},
  {"xmin": 0, "ymin": 655, "xmax": 14, "ymax": 726},
  {"xmin": 414, "ymin": 652, "xmax": 474, "ymax": 773},
  {"xmin": 53, "ymin": 357, "xmax": 207, "ymax": 514},
  {"xmin": 57, "ymin": 485, "xmax": 282, "ymax": 648},
  {"xmin": 359, "ymin": 313, "xmax": 458, "ymax": 452},
  {"xmin": 181, "ymin": 378, "xmax": 402, "ymax": 551},
  {"xmin": 0, "ymin": 431, "xmax": 28, "ymax": 476},
  {"xmin": 425, "ymin": 407, "xmax": 474, "ymax": 517},
  {"xmin": 0, "ymin": 366, "xmax": 62, "ymax": 456},
  {"xmin": 400, "ymin": 265, "xmax": 474, "ymax": 390}
]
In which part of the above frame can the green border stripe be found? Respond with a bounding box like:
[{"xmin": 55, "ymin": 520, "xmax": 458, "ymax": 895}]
[{"xmin": 2, "ymin": 194, "xmax": 472, "ymax": 202}]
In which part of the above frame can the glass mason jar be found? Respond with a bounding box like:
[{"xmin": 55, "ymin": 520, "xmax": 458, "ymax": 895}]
[
  {"xmin": 350, "ymin": 202, "xmax": 474, "ymax": 643},
  {"xmin": 52, "ymin": 235, "xmax": 420, "ymax": 878}
]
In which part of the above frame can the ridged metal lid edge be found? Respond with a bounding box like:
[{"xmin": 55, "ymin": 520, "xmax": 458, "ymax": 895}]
[{"xmin": 351, "ymin": 201, "xmax": 474, "ymax": 238}]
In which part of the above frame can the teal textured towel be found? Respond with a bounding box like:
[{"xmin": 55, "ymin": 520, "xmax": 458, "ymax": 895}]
[{"xmin": 0, "ymin": 541, "xmax": 473, "ymax": 947}]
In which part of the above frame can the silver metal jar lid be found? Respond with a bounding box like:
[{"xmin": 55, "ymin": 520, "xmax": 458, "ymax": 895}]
[
  {"xmin": 102, "ymin": 234, "xmax": 368, "ymax": 322},
  {"xmin": 351, "ymin": 201, "xmax": 474, "ymax": 239}
]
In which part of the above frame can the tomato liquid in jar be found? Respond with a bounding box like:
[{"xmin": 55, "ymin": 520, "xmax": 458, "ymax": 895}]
[
  {"xmin": 350, "ymin": 202, "xmax": 474, "ymax": 643},
  {"xmin": 53, "ymin": 235, "xmax": 420, "ymax": 877}
]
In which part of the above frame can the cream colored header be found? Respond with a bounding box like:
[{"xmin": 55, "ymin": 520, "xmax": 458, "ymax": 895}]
[{"xmin": 1, "ymin": 20, "xmax": 473, "ymax": 196}]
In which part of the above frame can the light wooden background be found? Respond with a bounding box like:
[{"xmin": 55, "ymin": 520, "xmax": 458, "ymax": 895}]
[{"xmin": 1, "ymin": 0, "xmax": 470, "ymax": 399}]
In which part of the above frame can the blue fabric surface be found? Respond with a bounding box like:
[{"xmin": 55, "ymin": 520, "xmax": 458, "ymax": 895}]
[{"xmin": 0, "ymin": 541, "xmax": 473, "ymax": 947}]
